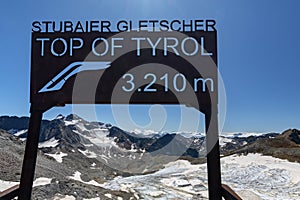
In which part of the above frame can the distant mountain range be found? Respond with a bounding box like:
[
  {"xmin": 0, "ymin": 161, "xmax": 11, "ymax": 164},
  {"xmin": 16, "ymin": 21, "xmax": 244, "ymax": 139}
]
[
  {"xmin": 0, "ymin": 114, "xmax": 299, "ymax": 161},
  {"xmin": 0, "ymin": 114, "xmax": 299, "ymax": 199}
]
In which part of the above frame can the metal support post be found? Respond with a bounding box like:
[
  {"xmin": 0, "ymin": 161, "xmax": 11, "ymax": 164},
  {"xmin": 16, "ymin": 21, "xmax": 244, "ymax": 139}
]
[
  {"xmin": 18, "ymin": 108, "xmax": 43, "ymax": 200},
  {"xmin": 205, "ymin": 110, "xmax": 222, "ymax": 200}
]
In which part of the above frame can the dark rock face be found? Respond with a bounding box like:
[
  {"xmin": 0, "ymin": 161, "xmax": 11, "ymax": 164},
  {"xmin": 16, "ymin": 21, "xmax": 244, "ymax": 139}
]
[
  {"xmin": 108, "ymin": 126, "xmax": 153, "ymax": 150},
  {"xmin": 0, "ymin": 115, "xmax": 92, "ymax": 146},
  {"xmin": 0, "ymin": 116, "xmax": 29, "ymax": 132},
  {"xmin": 0, "ymin": 128, "xmax": 138, "ymax": 200},
  {"xmin": 65, "ymin": 114, "xmax": 81, "ymax": 121},
  {"xmin": 289, "ymin": 129, "xmax": 300, "ymax": 144},
  {"xmin": 108, "ymin": 126, "xmax": 199, "ymax": 157}
]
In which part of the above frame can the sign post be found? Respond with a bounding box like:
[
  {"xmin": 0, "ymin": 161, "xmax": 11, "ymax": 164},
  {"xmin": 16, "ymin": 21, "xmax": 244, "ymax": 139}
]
[
  {"xmin": 18, "ymin": 108, "xmax": 43, "ymax": 199},
  {"xmin": 1, "ymin": 20, "xmax": 241, "ymax": 200}
]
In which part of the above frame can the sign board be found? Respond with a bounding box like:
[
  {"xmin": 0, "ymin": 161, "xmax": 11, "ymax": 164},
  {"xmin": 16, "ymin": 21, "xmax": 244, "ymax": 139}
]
[
  {"xmin": 14, "ymin": 20, "xmax": 228, "ymax": 200},
  {"xmin": 30, "ymin": 21, "xmax": 218, "ymax": 113}
]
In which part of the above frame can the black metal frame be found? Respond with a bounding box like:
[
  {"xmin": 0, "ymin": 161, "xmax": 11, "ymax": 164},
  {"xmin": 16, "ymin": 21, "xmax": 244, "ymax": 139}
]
[{"xmin": 0, "ymin": 30, "xmax": 242, "ymax": 200}]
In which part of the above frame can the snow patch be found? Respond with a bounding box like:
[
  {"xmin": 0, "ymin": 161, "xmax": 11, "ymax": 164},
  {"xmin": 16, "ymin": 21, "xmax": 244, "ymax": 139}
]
[
  {"xmin": 14, "ymin": 129, "xmax": 27, "ymax": 137},
  {"xmin": 56, "ymin": 115, "xmax": 64, "ymax": 120},
  {"xmin": 99, "ymin": 154, "xmax": 109, "ymax": 163},
  {"xmin": 149, "ymin": 190, "xmax": 165, "ymax": 197},
  {"xmin": 78, "ymin": 149, "xmax": 97, "ymax": 158},
  {"xmin": 38, "ymin": 137, "xmax": 59, "ymax": 148},
  {"xmin": 33, "ymin": 177, "xmax": 52, "ymax": 187},
  {"xmin": 54, "ymin": 194, "xmax": 76, "ymax": 200},
  {"xmin": 64, "ymin": 120, "xmax": 79, "ymax": 126},
  {"xmin": 0, "ymin": 180, "xmax": 19, "ymax": 192},
  {"xmin": 68, "ymin": 171, "xmax": 102, "ymax": 187},
  {"xmin": 45, "ymin": 152, "xmax": 68, "ymax": 163},
  {"xmin": 129, "ymin": 144, "xmax": 138, "ymax": 152},
  {"xmin": 72, "ymin": 129, "xmax": 115, "ymax": 148},
  {"xmin": 104, "ymin": 193, "xmax": 112, "ymax": 198},
  {"xmin": 83, "ymin": 143, "xmax": 94, "ymax": 147},
  {"xmin": 219, "ymin": 137, "xmax": 233, "ymax": 146}
]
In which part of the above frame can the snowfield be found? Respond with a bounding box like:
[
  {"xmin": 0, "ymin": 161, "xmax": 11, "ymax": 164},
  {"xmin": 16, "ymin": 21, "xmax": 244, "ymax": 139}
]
[
  {"xmin": 2, "ymin": 154, "xmax": 297, "ymax": 199},
  {"xmin": 222, "ymin": 154, "xmax": 300, "ymax": 200},
  {"xmin": 101, "ymin": 154, "xmax": 300, "ymax": 200}
]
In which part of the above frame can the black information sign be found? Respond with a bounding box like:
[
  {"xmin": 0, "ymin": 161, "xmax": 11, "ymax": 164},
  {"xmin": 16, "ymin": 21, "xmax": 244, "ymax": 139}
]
[
  {"xmin": 30, "ymin": 30, "xmax": 217, "ymax": 115},
  {"xmin": 0, "ymin": 20, "xmax": 240, "ymax": 200}
]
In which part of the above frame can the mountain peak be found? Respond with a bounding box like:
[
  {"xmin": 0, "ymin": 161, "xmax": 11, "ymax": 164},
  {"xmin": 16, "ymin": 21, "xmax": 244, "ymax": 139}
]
[
  {"xmin": 279, "ymin": 129, "xmax": 300, "ymax": 145},
  {"xmin": 55, "ymin": 114, "xmax": 64, "ymax": 120},
  {"xmin": 65, "ymin": 114, "xmax": 82, "ymax": 121}
]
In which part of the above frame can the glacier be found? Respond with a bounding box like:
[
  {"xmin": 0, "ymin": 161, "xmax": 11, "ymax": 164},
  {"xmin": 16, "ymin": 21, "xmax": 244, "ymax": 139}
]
[{"xmin": 101, "ymin": 153, "xmax": 300, "ymax": 200}]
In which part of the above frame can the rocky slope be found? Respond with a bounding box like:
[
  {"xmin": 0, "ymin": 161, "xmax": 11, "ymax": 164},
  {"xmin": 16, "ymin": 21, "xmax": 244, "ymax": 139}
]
[
  {"xmin": 0, "ymin": 115, "xmax": 299, "ymax": 199},
  {"xmin": 0, "ymin": 128, "xmax": 138, "ymax": 199},
  {"xmin": 231, "ymin": 129, "xmax": 300, "ymax": 162}
]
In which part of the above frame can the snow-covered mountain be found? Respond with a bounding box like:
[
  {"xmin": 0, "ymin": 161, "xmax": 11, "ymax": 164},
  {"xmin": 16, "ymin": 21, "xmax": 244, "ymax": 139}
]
[
  {"xmin": 0, "ymin": 115, "xmax": 299, "ymax": 199},
  {"xmin": 0, "ymin": 115, "xmax": 282, "ymax": 158}
]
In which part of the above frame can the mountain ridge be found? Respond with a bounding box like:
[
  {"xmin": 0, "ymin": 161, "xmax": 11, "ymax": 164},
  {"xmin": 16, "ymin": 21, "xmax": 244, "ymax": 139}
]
[
  {"xmin": 0, "ymin": 114, "xmax": 299, "ymax": 162},
  {"xmin": 0, "ymin": 115, "xmax": 299, "ymax": 199}
]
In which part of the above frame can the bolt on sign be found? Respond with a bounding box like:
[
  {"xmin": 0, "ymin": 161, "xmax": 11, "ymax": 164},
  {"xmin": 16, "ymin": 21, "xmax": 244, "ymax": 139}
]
[{"xmin": 12, "ymin": 19, "xmax": 231, "ymax": 200}]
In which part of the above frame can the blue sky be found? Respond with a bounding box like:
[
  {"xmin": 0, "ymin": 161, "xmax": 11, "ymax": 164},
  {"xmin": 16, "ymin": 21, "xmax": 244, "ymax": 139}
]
[{"xmin": 0, "ymin": 0, "xmax": 299, "ymax": 133}]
